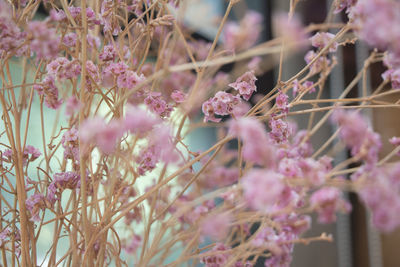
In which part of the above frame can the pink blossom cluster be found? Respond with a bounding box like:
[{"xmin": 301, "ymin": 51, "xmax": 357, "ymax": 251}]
[
  {"xmin": 25, "ymin": 193, "xmax": 48, "ymax": 222},
  {"xmin": 50, "ymin": 6, "xmax": 100, "ymax": 28},
  {"xmin": 349, "ymin": 0, "xmax": 400, "ymax": 89},
  {"xmin": 224, "ymin": 11, "xmax": 263, "ymax": 52},
  {"xmin": 333, "ymin": 0, "xmax": 357, "ymax": 13},
  {"xmin": 200, "ymin": 243, "xmax": 252, "ymax": 267},
  {"xmin": 33, "ymin": 76, "xmax": 63, "ymax": 109},
  {"xmin": 331, "ymin": 109, "xmax": 382, "ymax": 164},
  {"xmin": 310, "ymin": 187, "xmax": 351, "ymax": 223},
  {"xmin": 47, "ymin": 171, "xmax": 81, "ymax": 204},
  {"xmin": 0, "ymin": 1, "xmax": 26, "ymax": 57},
  {"xmin": 354, "ymin": 164, "xmax": 400, "ymax": 232},
  {"xmin": 46, "ymin": 57, "xmax": 81, "ymax": 81},
  {"xmin": 27, "ymin": 21, "xmax": 60, "ymax": 60},
  {"xmin": 1, "ymin": 145, "xmax": 41, "ymax": 166},
  {"xmin": 61, "ymin": 128, "xmax": 80, "ymax": 164},
  {"xmin": 202, "ymin": 71, "xmax": 256, "ymax": 122},
  {"xmin": 292, "ymin": 80, "xmax": 316, "ymax": 96},
  {"xmin": 273, "ymin": 13, "xmax": 309, "ymax": 50}
]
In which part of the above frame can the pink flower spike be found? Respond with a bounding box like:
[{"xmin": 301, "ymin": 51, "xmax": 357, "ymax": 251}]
[
  {"xmin": 302, "ymin": 81, "xmax": 316, "ymax": 93},
  {"xmin": 242, "ymin": 169, "xmax": 285, "ymax": 212},
  {"xmin": 229, "ymin": 71, "xmax": 257, "ymax": 101},
  {"xmin": 310, "ymin": 32, "xmax": 338, "ymax": 52},
  {"xmin": 79, "ymin": 117, "xmax": 105, "ymax": 144},
  {"xmin": 229, "ymin": 117, "xmax": 276, "ymax": 167},
  {"xmin": 310, "ymin": 187, "xmax": 351, "ymax": 224},
  {"xmin": 201, "ymin": 213, "xmax": 232, "ymax": 241},
  {"xmin": 390, "ymin": 136, "xmax": 400, "ymax": 146},
  {"xmin": 95, "ymin": 120, "xmax": 124, "ymax": 155},
  {"xmin": 65, "ymin": 96, "xmax": 82, "ymax": 117},
  {"xmin": 275, "ymin": 90, "xmax": 289, "ymax": 114},
  {"xmin": 171, "ymin": 90, "xmax": 187, "ymax": 103},
  {"xmin": 273, "ymin": 12, "xmax": 308, "ymax": 50},
  {"xmin": 123, "ymin": 105, "xmax": 159, "ymax": 135}
]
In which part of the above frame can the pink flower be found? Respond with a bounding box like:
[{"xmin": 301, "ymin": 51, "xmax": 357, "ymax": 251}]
[
  {"xmin": 269, "ymin": 118, "xmax": 292, "ymax": 143},
  {"xmin": 275, "ymin": 91, "xmax": 289, "ymax": 114},
  {"xmin": 278, "ymin": 158, "xmax": 301, "ymax": 178},
  {"xmin": 228, "ymin": 71, "xmax": 257, "ymax": 101},
  {"xmin": 99, "ymin": 44, "xmax": 117, "ymax": 61},
  {"xmin": 202, "ymin": 99, "xmax": 221, "ymax": 123},
  {"xmin": 242, "ymin": 169, "xmax": 285, "ymax": 212},
  {"xmin": 297, "ymin": 158, "xmax": 327, "ymax": 186},
  {"xmin": 331, "ymin": 109, "xmax": 382, "ymax": 163},
  {"xmin": 144, "ymin": 93, "xmax": 172, "ymax": 117},
  {"xmin": 123, "ymin": 105, "xmax": 159, "ymax": 135},
  {"xmin": 0, "ymin": 227, "xmax": 10, "ymax": 247},
  {"xmin": 80, "ymin": 117, "xmax": 124, "ymax": 154},
  {"xmin": 357, "ymin": 165, "xmax": 400, "ymax": 232},
  {"xmin": 28, "ymin": 21, "xmax": 60, "ymax": 60},
  {"xmin": 232, "ymin": 101, "xmax": 251, "ymax": 118},
  {"xmin": 273, "ymin": 12, "xmax": 308, "ymax": 50},
  {"xmin": 202, "ymin": 91, "xmax": 241, "ymax": 122},
  {"xmin": 382, "ymin": 68, "xmax": 400, "ymax": 89},
  {"xmin": 302, "ymin": 81, "xmax": 316, "ymax": 93},
  {"xmin": 117, "ymin": 70, "xmax": 145, "ymax": 89},
  {"xmin": 247, "ymin": 56, "xmax": 262, "ymax": 72},
  {"xmin": 390, "ymin": 136, "xmax": 400, "ymax": 146},
  {"xmin": 223, "ymin": 11, "xmax": 263, "ymax": 52},
  {"xmin": 171, "ymin": 90, "xmax": 186, "ymax": 103},
  {"xmin": 229, "ymin": 117, "xmax": 276, "ymax": 167},
  {"xmin": 63, "ymin": 33, "xmax": 77, "ymax": 47},
  {"xmin": 26, "ymin": 193, "xmax": 47, "ymax": 222},
  {"xmin": 47, "ymin": 172, "xmax": 81, "ymax": 204},
  {"xmin": 61, "ymin": 128, "xmax": 79, "ymax": 162},
  {"xmin": 123, "ymin": 234, "xmax": 142, "ymax": 254},
  {"xmin": 310, "ymin": 187, "xmax": 351, "ymax": 224},
  {"xmin": 23, "ymin": 145, "xmax": 41, "ymax": 162},
  {"xmin": 95, "ymin": 120, "xmax": 124, "ymax": 155},
  {"xmin": 65, "ymin": 96, "xmax": 82, "ymax": 117},
  {"xmin": 349, "ymin": 0, "xmax": 400, "ymax": 54},
  {"xmin": 201, "ymin": 213, "xmax": 232, "ymax": 241},
  {"xmin": 304, "ymin": 50, "xmax": 331, "ymax": 75},
  {"xmin": 310, "ymin": 32, "xmax": 338, "ymax": 52},
  {"xmin": 334, "ymin": 0, "xmax": 356, "ymax": 13}
]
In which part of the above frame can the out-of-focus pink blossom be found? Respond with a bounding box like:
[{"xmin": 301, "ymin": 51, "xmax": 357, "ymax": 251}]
[
  {"xmin": 349, "ymin": 0, "xmax": 400, "ymax": 54},
  {"xmin": 123, "ymin": 234, "xmax": 142, "ymax": 254},
  {"xmin": 80, "ymin": 117, "xmax": 124, "ymax": 154},
  {"xmin": 334, "ymin": 0, "xmax": 356, "ymax": 13},
  {"xmin": 28, "ymin": 21, "xmax": 60, "ymax": 60},
  {"xmin": 331, "ymin": 109, "xmax": 382, "ymax": 164},
  {"xmin": 123, "ymin": 105, "xmax": 159, "ymax": 135},
  {"xmin": 229, "ymin": 117, "xmax": 276, "ymax": 167},
  {"xmin": 224, "ymin": 11, "xmax": 263, "ymax": 52},
  {"xmin": 273, "ymin": 13, "xmax": 308, "ymax": 49},
  {"xmin": 171, "ymin": 90, "xmax": 187, "ymax": 103},
  {"xmin": 310, "ymin": 187, "xmax": 351, "ymax": 223},
  {"xmin": 242, "ymin": 169, "xmax": 285, "ymax": 212},
  {"xmin": 65, "ymin": 96, "xmax": 82, "ymax": 117},
  {"xmin": 201, "ymin": 213, "xmax": 232, "ymax": 241}
]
